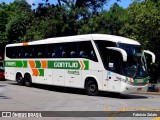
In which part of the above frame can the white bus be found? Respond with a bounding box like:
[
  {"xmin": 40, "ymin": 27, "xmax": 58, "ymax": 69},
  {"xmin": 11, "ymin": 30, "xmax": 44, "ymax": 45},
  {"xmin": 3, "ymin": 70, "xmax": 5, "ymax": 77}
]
[{"xmin": 4, "ymin": 34, "xmax": 155, "ymax": 95}]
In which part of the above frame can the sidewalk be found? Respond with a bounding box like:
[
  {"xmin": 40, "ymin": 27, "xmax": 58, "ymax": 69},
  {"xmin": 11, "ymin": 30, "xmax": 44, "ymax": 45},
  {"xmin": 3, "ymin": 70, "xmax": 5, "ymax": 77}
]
[
  {"xmin": 137, "ymin": 86, "xmax": 160, "ymax": 95},
  {"xmin": 138, "ymin": 91, "xmax": 160, "ymax": 95}
]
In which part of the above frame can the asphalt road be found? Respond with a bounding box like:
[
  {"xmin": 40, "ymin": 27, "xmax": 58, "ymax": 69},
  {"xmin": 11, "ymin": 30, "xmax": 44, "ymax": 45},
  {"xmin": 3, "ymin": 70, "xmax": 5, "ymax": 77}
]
[{"xmin": 0, "ymin": 80, "xmax": 160, "ymax": 120}]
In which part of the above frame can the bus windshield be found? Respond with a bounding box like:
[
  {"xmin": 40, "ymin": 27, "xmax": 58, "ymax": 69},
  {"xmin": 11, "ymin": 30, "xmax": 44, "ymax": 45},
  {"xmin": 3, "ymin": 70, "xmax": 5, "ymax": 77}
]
[{"xmin": 117, "ymin": 43, "xmax": 148, "ymax": 78}]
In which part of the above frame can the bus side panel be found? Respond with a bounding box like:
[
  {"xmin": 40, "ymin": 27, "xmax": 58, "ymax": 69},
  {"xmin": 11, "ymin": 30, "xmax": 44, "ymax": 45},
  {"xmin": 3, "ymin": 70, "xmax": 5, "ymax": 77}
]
[
  {"xmin": 35, "ymin": 69, "xmax": 52, "ymax": 85},
  {"xmin": 5, "ymin": 67, "xmax": 15, "ymax": 81},
  {"xmin": 102, "ymin": 70, "xmax": 108, "ymax": 91},
  {"xmin": 103, "ymin": 71, "xmax": 122, "ymax": 93},
  {"xmin": 44, "ymin": 69, "xmax": 52, "ymax": 85},
  {"xmin": 52, "ymin": 69, "xmax": 65, "ymax": 86},
  {"xmin": 65, "ymin": 70, "xmax": 82, "ymax": 88}
]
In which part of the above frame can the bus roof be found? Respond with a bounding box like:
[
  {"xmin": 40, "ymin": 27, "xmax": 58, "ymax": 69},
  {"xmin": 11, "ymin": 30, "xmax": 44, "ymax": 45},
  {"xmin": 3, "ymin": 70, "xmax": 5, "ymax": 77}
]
[{"xmin": 6, "ymin": 34, "xmax": 140, "ymax": 47}]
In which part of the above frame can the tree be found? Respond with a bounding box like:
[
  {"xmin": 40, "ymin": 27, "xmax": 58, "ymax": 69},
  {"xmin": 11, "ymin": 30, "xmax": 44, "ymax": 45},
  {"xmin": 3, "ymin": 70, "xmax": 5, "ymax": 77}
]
[
  {"xmin": 5, "ymin": 0, "xmax": 32, "ymax": 43},
  {"xmin": 57, "ymin": 0, "xmax": 107, "ymax": 13},
  {"xmin": 103, "ymin": 3, "xmax": 127, "ymax": 35},
  {"xmin": 120, "ymin": 0, "xmax": 160, "ymax": 81},
  {"xmin": 78, "ymin": 3, "xmax": 127, "ymax": 35},
  {"xmin": 0, "ymin": 2, "xmax": 10, "ymax": 43}
]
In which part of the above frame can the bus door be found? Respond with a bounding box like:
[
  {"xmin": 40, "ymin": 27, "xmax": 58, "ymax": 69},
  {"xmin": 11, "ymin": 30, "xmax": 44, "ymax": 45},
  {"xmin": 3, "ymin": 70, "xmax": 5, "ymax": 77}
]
[{"xmin": 104, "ymin": 50, "xmax": 122, "ymax": 92}]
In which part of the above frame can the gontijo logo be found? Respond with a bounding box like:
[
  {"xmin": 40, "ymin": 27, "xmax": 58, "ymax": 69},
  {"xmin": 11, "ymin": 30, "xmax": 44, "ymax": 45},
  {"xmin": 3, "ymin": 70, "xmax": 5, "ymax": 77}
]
[
  {"xmin": 54, "ymin": 62, "xmax": 78, "ymax": 68},
  {"xmin": 48, "ymin": 60, "xmax": 89, "ymax": 70}
]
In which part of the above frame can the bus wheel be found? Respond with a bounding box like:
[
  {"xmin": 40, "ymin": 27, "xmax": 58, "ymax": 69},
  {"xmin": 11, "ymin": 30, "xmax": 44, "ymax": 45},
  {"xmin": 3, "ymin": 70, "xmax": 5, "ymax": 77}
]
[
  {"xmin": 16, "ymin": 73, "xmax": 24, "ymax": 85},
  {"xmin": 24, "ymin": 74, "xmax": 32, "ymax": 87},
  {"xmin": 85, "ymin": 80, "xmax": 99, "ymax": 96}
]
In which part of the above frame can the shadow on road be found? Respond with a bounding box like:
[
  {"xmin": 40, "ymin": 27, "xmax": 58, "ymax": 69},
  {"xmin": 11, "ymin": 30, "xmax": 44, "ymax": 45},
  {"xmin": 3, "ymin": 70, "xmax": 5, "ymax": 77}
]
[
  {"xmin": 8, "ymin": 82, "xmax": 148, "ymax": 99},
  {"xmin": 0, "ymin": 85, "xmax": 7, "ymax": 87},
  {"xmin": 100, "ymin": 92, "xmax": 148, "ymax": 99},
  {"xmin": 0, "ymin": 94, "xmax": 11, "ymax": 99}
]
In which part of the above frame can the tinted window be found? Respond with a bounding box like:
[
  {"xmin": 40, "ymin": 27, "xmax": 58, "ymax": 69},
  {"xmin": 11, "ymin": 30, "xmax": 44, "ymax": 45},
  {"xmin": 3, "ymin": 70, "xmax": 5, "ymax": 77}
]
[
  {"xmin": 6, "ymin": 41, "xmax": 98, "ymax": 62},
  {"xmin": 77, "ymin": 41, "xmax": 98, "ymax": 62},
  {"xmin": 95, "ymin": 40, "xmax": 118, "ymax": 70},
  {"xmin": 107, "ymin": 50, "xmax": 122, "ymax": 74}
]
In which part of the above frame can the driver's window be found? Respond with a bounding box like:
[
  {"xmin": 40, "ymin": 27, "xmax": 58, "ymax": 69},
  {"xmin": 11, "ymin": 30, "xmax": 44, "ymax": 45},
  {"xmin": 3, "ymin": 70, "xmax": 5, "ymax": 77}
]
[{"xmin": 107, "ymin": 50, "xmax": 122, "ymax": 74}]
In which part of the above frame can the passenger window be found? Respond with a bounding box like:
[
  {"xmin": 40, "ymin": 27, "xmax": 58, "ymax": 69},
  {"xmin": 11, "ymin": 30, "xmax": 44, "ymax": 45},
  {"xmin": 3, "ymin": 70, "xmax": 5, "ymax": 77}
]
[
  {"xmin": 79, "ymin": 51, "xmax": 88, "ymax": 58},
  {"xmin": 70, "ymin": 51, "xmax": 76, "ymax": 58},
  {"xmin": 58, "ymin": 43, "xmax": 77, "ymax": 58},
  {"xmin": 6, "ymin": 41, "xmax": 98, "ymax": 61},
  {"xmin": 78, "ymin": 41, "xmax": 98, "ymax": 62},
  {"xmin": 29, "ymin": 47, "xmax": 35, "ymax": 58}
]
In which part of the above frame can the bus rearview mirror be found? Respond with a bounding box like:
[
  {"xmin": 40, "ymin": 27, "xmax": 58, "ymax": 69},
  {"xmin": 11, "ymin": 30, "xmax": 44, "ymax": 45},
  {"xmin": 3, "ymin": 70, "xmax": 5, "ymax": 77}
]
[
  {"xmin": 106, "ymin": 47, "xmax": 127, "ymax": 62},
  {"xmin": 143, "ymin": 50, "xmax": 155, "ymax": 63}
]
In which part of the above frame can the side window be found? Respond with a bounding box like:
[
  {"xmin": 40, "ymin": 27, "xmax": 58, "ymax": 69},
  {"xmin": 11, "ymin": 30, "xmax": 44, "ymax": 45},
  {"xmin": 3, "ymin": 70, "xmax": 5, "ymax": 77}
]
[
  {"xmin": 47, "ymin": 44, "xmax": 59, "ymax": 58},
  {"xmin": 18, "ymin": 47, "xmax": 24, "ymax": 58},
  {"xmin": 6, "ymin": 41, "xmax": 97, "ymax": 61},
  {"xmin": 6, "ymin": 47, "xmax": 13, "ymax": 58},
  {"xmin": 59, "ymin": 43, "xmax": 77, "ymax": 58},
  {"xmin": 78, "ymin": 41, "xmax": 98, "ymax": 62},
  {"xmin": 13, "ymin": 47, "xmax": 20, "ymax": 58},
  {"xmin": 6, "ymin": 47, "xmax": 21, "ymax": 58},
  {"xmin": 37, "ymin": 45, "xmax": 45, "ymax": 58},
  {"xmin": 29, "ymin": 46, "xmax": 35, "ymax": 58},
  {"xmin": 59, "ymin": 44, "xmax": 67, "ymax": 58},
  {"xmin": 69, "ymin": 42, "xmax": 78, "ymax": 58},
  {"xmin": 23, "ymin": 46, "xmax": 30, "ymax": 58}
]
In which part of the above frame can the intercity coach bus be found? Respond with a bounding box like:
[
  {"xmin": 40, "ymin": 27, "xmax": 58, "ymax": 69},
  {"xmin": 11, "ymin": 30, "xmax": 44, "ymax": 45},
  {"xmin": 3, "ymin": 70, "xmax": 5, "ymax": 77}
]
[{"xmin": 4, "ymin": 34, "xmax": 155, "ymax": 95}]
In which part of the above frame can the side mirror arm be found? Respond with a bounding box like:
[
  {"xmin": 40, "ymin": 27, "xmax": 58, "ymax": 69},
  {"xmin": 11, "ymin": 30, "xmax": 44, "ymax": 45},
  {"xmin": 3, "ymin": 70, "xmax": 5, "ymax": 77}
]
[
  {"xmin": 143, "ymin": 50, "xmax": 155, "ymax": 63},
  {"xmin": 106, "ymin": 47, "xmax": 127, "ymax": 62}
]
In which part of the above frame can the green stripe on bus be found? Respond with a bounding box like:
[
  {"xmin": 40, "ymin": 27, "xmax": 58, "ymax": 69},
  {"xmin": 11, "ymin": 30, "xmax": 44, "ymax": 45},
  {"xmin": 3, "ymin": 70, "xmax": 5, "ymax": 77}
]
[
  {"xmin": 35, "ymin": 61, "xmax": 41, "ymax": 68},
  {"xmin": 39, "ymin": 69, "xmax": 44, "ymax": 76},
  {"xmin": 83, "ymin": 60, "xmax": 89, "ymax": 70},
  {"xmin": 5, "ymin": 60, "xmax": 89, "ymax": 70},
  {"xmin": 5, "ymin": 60, "xmax": 27, "ymax": 67},
  {"xmin": 133, "ymin": 77, "xmax": 149, "ymax": 83}
]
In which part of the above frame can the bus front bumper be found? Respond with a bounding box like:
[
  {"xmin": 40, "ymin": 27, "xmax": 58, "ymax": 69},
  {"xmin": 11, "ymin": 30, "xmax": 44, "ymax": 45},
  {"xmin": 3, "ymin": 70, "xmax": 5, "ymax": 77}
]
[{"xmin": 121, "ymin": 82, "xmax": 148, "ymax": 94}]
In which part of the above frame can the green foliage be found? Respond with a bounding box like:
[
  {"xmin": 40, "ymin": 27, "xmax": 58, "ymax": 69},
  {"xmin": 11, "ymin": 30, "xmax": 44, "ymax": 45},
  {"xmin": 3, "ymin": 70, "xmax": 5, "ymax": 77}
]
[
  {"xmin": 78, "ymin": 3, "xmax": 127, "ymax": 35},
  {"xmin": 121, "ymin": 0, "xmax": 160, "ymax": 50},
  {"xmin": 0, "ymin": 2, "xmax": 10, "ymax": 43},
  {"xmin": 1, "ymin": 0, "xmax": 32, "ymax": 43},
  {"xmin": 120, "ymin": 0, "xmax": 160, "ymax": 80}
]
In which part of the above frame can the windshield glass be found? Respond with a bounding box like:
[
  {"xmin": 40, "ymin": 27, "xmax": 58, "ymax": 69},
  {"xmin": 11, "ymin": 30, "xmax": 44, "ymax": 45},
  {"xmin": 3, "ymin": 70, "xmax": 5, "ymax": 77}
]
[{"xmin": 117, "ymin": 43, "xmax": 147, "ymax": 78}]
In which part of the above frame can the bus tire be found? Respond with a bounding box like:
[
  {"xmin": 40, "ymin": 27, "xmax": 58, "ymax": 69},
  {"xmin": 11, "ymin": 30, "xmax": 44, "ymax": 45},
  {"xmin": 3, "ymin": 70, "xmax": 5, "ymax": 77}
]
[
  {"xmin": 85, "ymin": 80, "xmax": 99, "ymax": 96},
  {"xmin": 16, "ymin": 73, "xmax": 24, "ymax": 85},
  {"xmin": 24, "ymin": 74, "xmax": 32, "ymax": 87}
]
